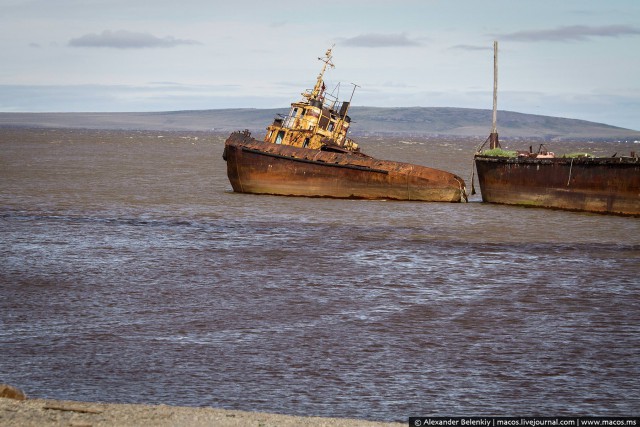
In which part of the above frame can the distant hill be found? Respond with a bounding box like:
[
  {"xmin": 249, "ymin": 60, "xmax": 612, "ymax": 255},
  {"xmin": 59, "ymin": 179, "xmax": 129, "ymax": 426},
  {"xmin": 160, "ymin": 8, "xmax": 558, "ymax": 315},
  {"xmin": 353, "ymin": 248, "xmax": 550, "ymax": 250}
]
[
  {"xmin": 1, "ymin": 107, "xmax": 638, "ymax": 141},
  {"xmin": 350, "ymin": 107, "xmax": 640, "ymax": 141}
]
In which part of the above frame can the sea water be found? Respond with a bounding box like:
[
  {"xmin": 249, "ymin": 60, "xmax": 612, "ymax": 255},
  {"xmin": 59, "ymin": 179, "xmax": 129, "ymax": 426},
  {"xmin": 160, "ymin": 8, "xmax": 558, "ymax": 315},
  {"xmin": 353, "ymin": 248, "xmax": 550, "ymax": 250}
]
[{"xmin": 1, "ymin": 128, "xmax": 639, "ymax": 421}]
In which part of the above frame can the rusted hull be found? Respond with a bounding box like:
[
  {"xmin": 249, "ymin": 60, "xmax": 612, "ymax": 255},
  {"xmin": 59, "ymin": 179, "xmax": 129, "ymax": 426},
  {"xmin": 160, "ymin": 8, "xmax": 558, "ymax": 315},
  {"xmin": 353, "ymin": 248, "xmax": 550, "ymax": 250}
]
[
  {"xmin": 475, "ymin": 155, "xmax": 640, "ymax": 215},
  {"xmin": 224, "ymin": 132, "xmax": 466, "ymax": 202}
]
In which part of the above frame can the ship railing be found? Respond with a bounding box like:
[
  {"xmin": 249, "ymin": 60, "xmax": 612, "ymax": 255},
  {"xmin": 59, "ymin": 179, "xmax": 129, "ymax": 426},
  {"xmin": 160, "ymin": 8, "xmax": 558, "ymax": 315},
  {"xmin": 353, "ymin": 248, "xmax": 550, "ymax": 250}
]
[{"xmin": 302, "ymin": 89, "xmax": 340, "ymax": 111}]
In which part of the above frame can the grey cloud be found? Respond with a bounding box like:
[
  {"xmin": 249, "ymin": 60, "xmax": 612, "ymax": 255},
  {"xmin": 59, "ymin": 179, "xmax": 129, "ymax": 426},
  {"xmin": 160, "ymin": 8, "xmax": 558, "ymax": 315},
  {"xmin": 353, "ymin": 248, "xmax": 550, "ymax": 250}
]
[
  {"xmin": 495, "ymin": 25, "xmax": 640, "ymax": 42},
  {"xmin": 69, "ymin": 30, "xmax": 200, "ymax": 49},
  {"xmin": 340, "ymin": 33, "xmax": 422, "ymax": 48},
  {"xmin": 449, "ymin": 44, "xmax": 492, "ymax": 51}
]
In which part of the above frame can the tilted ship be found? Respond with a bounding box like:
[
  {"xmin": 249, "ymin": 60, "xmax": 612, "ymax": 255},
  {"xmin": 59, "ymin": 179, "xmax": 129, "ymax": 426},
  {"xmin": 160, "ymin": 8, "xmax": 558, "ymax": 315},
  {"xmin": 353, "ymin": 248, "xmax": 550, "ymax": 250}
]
[
  {"xmin": 223, "ymin": 48, "xmax": 467, "ymax": 202},
  {"xmin": 474, "ymin": 42, "xmax": 640, "ymax": 216}
]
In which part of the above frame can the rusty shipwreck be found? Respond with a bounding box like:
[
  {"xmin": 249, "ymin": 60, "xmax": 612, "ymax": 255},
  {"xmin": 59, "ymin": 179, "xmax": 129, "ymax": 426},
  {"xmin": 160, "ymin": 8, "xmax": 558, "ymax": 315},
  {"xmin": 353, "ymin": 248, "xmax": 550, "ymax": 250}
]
[
  {"xmin": 223, "ymin": 48, "xmax": 467, "ymax": 202},
  {"xmin": 474, "ymin": 42, "xmax": 640, "ymax": 216}
]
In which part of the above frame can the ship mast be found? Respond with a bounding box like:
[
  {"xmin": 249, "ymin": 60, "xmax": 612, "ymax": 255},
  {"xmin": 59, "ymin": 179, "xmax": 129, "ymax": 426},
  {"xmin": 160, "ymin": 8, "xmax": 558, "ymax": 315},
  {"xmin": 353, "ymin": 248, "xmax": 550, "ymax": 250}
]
[
  {"xmin": 489, "ymin": 40, "xmax": 500, "ymax": 149},
  {"xmin": 307, "ymin": 46, "xmax": 335, "ymax": 100}
]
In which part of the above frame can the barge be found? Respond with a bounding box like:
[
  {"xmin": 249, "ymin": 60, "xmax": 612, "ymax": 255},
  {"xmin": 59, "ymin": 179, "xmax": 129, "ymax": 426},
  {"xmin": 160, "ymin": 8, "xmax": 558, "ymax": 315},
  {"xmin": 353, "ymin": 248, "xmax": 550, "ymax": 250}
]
[{"xmin": 474, "ymin": 42, "xmax": 639, "ymax": 216}]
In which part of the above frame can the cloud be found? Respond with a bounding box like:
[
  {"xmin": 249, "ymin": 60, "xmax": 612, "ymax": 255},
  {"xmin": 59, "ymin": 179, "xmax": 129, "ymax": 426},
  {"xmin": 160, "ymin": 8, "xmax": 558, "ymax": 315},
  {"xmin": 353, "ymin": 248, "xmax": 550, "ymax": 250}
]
[
  {"xmin": 340, "ymin": 33, "xmax": 422, "ymax": 48},
  {"xmin": 449, "ymin": 44, "xmax": 492, "ymax": 51},
  {"xmin": 69, "ymin": 30, "xmax": 200, "ymax": 49},
  {"xmin": 494, "ymin": 25, "xmax": 640, "ymax": 42}
]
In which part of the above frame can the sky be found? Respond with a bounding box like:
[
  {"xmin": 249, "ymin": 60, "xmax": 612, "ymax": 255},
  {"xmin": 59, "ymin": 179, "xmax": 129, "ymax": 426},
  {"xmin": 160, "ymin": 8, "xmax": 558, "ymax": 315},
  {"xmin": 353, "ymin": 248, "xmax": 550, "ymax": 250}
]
[{"xmin": 1, "ymin": 0, "xmax": 639, "ymax": 130}]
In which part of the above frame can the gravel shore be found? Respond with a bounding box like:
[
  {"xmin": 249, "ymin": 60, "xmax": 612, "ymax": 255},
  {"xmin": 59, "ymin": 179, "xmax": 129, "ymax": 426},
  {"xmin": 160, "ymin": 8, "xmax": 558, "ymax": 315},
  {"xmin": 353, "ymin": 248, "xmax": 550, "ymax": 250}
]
[{"xmin": 0, "ymin": 397, "xmax": 404, "ymax": 427}]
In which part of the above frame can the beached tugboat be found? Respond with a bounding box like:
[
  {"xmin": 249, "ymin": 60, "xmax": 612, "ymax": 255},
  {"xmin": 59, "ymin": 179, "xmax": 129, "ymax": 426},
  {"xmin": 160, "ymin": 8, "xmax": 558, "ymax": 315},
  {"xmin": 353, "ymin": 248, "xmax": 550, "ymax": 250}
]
[
  {"xmin": 474, "ymin": 42, "xmax": 640, "ymax": 216},
  {"xmin": 223, "ymin": 48, "xmax": 467, "ymax": 202}
]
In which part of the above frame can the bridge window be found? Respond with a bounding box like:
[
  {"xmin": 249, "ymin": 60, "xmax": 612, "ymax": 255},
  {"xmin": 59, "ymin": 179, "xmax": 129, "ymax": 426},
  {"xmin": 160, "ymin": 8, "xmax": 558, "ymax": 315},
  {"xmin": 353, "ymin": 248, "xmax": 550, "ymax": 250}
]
[{"xmin": 275, "ymin": 131, "xmax": 285, "ymax": 144}]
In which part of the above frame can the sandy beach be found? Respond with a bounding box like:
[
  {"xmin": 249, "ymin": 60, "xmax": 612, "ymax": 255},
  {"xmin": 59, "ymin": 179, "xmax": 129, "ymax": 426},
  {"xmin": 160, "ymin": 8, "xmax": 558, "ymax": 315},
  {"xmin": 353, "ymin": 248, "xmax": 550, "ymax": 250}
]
[{"xmin": 0, "ymin": 397, "xmax": 404, "ymax": 427}]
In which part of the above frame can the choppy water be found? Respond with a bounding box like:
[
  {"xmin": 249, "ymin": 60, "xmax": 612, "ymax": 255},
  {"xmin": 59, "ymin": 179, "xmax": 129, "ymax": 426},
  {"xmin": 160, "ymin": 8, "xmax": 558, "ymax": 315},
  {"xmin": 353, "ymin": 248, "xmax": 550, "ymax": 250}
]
[{"xmin": 1, "ymin": 128, "xmax": 639, "ymax": 421}]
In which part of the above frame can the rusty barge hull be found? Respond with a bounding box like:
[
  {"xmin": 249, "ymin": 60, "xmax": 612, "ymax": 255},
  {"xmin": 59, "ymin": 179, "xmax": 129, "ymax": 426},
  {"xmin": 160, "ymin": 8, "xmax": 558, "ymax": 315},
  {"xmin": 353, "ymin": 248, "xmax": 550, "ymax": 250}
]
[
  {"xmin": 224, "ymin": 132, "xmax": 466, "ymax": 202},
  {"xmin": 475, "ymin": 155, "xmax": 640, "ymax": 215}
]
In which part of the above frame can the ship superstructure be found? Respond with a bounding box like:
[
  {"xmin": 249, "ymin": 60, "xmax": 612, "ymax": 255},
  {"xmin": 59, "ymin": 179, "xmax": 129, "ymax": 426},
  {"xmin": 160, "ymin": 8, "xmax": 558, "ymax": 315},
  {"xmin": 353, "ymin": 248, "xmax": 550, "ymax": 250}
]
[{"xmin": 264, "ymin": 47, "xmax": 358, "ymax": 152}]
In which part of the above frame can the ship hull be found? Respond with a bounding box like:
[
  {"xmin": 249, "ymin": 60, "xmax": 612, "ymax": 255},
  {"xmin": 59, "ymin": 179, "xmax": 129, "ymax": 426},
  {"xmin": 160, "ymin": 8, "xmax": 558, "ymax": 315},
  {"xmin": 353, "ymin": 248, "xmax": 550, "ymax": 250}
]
[
  {"xmin": 224, "ymin": 131, "xmax": 466, "ymax": 202},
  {"xmin": 475, "ymin": 155, "xmax": 640, "ymax": 215}
]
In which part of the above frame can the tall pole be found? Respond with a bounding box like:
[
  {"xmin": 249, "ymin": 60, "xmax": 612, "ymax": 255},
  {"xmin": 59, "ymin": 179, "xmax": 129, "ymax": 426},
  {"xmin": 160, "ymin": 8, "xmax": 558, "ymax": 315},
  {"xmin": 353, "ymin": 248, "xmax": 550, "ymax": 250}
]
[{"xmin": 490, "ymin": 40, "xmax": 500, "ymax": 149}]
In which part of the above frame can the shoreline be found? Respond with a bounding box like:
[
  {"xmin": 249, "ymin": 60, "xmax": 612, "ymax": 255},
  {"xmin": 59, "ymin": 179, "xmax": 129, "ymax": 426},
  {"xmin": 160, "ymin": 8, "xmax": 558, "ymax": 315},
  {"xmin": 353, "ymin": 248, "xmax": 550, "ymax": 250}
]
[{"xmin": 0, "ymin": 397, "xmax": 404, "ymax": 427}]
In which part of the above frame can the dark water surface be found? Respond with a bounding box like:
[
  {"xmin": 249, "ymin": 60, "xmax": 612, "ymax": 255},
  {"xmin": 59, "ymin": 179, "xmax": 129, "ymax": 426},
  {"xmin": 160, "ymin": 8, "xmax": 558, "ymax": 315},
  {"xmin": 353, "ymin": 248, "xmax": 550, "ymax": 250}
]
[{"xmin": 1, "ymin": 128, "xmax": 639, "ymax": 421}]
